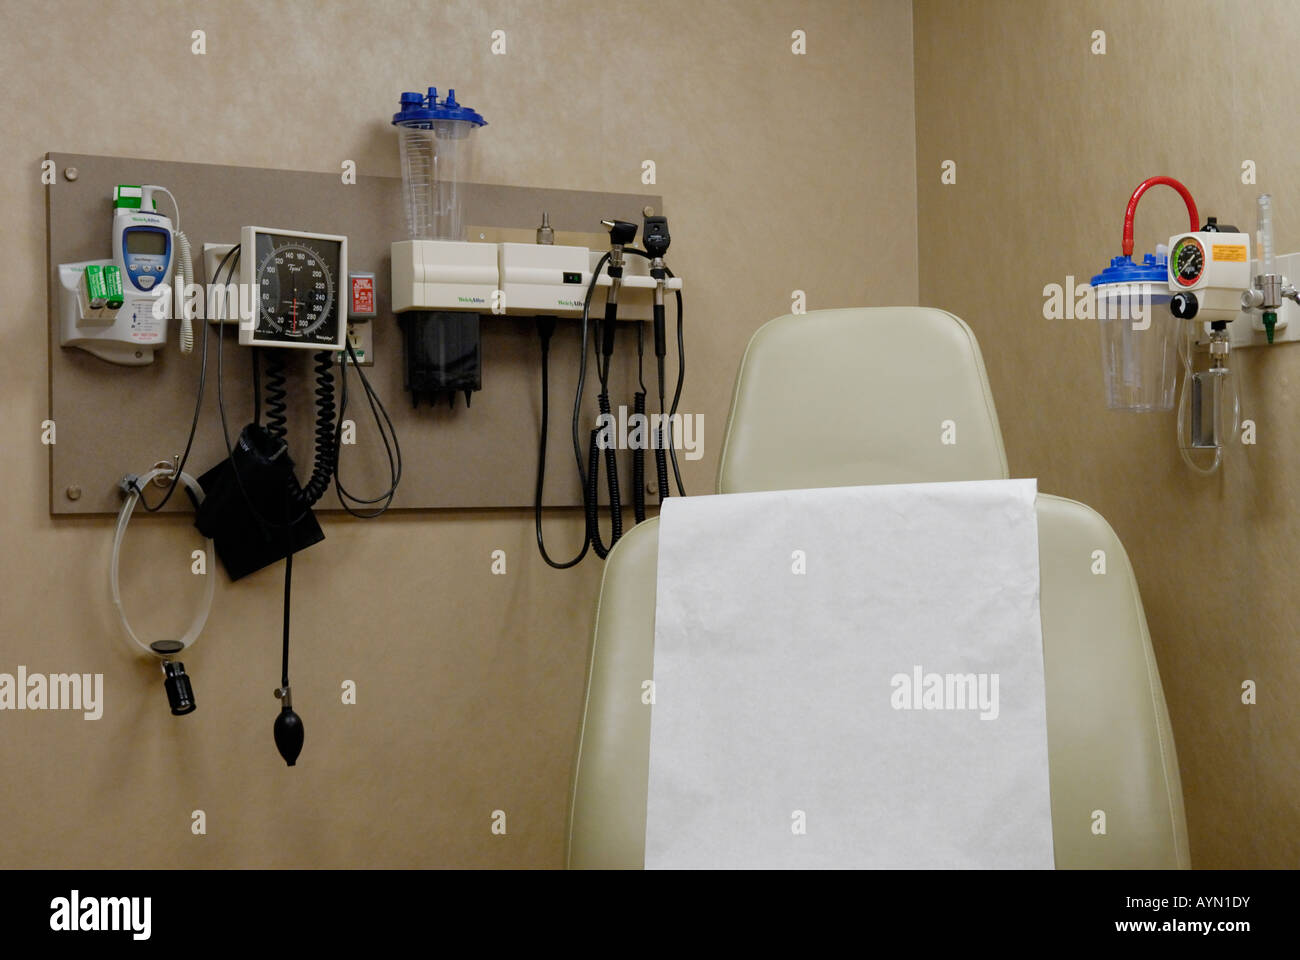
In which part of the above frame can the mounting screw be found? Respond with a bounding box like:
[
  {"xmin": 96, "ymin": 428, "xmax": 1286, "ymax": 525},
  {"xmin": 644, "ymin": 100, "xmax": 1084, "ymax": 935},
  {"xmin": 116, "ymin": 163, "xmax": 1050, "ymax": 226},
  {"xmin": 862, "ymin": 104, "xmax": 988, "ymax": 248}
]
[
  {"xmin": 646, "ymin": 481, "xmax": 657, "ymax": 496},
  {"xmin": 65, "ymin": 485, "xmax": 81, "ymax": 501},
  {"xmin": 642, "ymin": 205, "xmax": 655, "ymax": 217},
  {"xmin": 63, "ymin": 167, "xmax": 78, "ymax": 182}
]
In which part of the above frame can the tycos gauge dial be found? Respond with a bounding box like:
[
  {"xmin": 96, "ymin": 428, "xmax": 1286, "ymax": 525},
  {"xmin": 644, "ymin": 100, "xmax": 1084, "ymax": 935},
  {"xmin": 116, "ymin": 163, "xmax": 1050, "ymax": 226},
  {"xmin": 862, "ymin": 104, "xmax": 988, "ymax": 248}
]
[
  {"xmin": 258, "ymin": 242, "xmax": 333, "ymax": 338},
  {"xmin": 239, "ymin": 227, "xmax": 348, "ymax": 350}
]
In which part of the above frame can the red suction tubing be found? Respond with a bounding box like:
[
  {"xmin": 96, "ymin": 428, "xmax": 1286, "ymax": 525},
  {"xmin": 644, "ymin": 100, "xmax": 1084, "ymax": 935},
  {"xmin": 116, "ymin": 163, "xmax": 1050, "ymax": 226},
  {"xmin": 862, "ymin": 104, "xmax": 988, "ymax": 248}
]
[{"xmin": 1122, "ymin": 176, "xmax": 1199, "ymax": 257}]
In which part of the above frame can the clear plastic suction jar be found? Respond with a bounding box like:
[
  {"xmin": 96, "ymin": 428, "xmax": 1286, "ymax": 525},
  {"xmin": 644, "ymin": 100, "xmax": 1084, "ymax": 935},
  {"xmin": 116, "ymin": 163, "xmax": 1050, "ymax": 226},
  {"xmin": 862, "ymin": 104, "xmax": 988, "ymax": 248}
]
[
  {"xmin": 1090, "ymin": 250, "xmax": 1176, "ymax": 412},
  {"xmin": 393, "ymin": 87, "xmax": 488, "ymax": 242}
]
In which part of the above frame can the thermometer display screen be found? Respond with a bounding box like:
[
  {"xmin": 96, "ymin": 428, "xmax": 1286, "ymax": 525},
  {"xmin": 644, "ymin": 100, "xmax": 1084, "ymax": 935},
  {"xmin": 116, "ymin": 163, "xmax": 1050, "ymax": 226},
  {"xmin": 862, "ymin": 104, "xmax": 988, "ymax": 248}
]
[{"xmin": 126, "ymin": 230, "xmax": 167, "ymax": 256}]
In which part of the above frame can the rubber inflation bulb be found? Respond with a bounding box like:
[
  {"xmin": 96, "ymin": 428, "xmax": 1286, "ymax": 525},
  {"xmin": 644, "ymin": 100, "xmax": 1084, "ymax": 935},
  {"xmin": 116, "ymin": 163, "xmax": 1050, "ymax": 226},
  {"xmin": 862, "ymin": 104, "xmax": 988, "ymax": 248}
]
[{"xmin": 274, "ymin": 704, "xmax": 304, "ymax": 766}]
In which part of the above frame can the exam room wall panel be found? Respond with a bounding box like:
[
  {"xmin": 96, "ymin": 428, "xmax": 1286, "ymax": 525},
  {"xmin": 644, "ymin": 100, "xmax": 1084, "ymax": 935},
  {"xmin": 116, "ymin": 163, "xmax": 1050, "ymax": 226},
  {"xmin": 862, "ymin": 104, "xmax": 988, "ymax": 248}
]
[
  {"xmin": 914, "ymin": 0, "xmax": 1299, "ymax": 868},
  {"xmin": 0, "ymin": 0, "xmax": 916, "ymax": 867}
]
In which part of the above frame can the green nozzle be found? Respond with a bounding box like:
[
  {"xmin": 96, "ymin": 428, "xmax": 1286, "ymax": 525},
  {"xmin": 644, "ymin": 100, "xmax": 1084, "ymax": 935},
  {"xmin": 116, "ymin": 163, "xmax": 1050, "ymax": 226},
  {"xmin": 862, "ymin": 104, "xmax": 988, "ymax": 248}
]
[{"xmin": 1264, "ymin": 311, "xmax": 1277, "ymax": 344}]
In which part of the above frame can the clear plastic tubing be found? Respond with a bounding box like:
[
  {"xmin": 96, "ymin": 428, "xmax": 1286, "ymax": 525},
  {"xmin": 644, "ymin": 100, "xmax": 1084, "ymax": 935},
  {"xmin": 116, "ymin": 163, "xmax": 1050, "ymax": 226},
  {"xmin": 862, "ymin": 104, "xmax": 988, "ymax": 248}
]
[{"xmin": 1257, "ymin": 193, "xmax": 1275, "ymax": 277}]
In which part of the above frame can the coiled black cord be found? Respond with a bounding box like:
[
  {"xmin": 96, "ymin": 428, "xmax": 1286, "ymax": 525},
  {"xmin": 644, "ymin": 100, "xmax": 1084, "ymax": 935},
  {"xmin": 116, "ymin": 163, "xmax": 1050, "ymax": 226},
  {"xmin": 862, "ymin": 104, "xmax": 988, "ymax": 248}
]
[
  {"xmin": 585, "ymin": 390, "xmax": 623, "ymax": 558},
  {"xmin": 301, "ymin": 351, "xmax": 338, "ymax": 507},
  {"xmin": 251, "ymin": 348, "xmax": 337, "ymax": 509},
  {"xmin": 585, "ymin": 431, "xmax": 606, "ymax": 556},
  {"xmin": 586, "ymin": 276, "xmax": 625, "ymax": 554},
  {"xmin": 262, "ymin": 350, "xmax": 289, "ymax": 441},
  {"xmin": 655, "ymin": 420, "xmax": 670, "ymax": 504},
  {"xmin": 665, "ymin": 268, "xmax": 686, "ymax": 497},
  {"xmin": 632, "ymin": 386, "xmax": 647, "ymax": 524},
  {"xmin": 621, "ymin": 251, "xmax": 686, "ymax": 501},
  {"xmin": 215, "ymin": 251, "xmax": 326, "ymax": 531}
]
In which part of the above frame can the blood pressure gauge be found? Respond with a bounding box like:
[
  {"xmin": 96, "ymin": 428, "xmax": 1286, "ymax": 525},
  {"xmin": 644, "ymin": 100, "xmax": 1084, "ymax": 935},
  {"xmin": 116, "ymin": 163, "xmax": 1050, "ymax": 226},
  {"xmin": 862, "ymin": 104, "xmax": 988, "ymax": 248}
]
[{"xmin": 239, "ymin": 226, "xmax": 348, "ymax": 349}]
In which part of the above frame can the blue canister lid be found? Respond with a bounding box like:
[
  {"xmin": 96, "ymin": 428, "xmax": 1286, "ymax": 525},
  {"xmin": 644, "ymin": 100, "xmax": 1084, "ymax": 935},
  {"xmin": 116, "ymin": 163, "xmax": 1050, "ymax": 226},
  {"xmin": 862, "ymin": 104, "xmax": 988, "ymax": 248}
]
[
  {"xmin": 392, "ymin": 87, "xmax": 487, "ymax": 128},
  {"xmin": 1090, "ymin": 251, "xmax": 1167, "ymax": 287}
]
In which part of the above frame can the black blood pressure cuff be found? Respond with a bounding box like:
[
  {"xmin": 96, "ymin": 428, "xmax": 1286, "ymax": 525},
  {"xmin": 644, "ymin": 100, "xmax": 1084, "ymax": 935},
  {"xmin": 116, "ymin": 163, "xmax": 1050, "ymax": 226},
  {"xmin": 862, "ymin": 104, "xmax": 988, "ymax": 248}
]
[{"xmin": 188, "ymin": 423, "xmax": 324, "ymax": 581}]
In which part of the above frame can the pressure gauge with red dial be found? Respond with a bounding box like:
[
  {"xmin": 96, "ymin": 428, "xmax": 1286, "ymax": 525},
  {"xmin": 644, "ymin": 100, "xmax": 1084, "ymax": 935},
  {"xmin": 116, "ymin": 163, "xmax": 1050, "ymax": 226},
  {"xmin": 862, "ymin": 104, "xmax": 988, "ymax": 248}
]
[{"xmin": 1171, "ymin": 235, "xmax": 1205, "ymax": 287}]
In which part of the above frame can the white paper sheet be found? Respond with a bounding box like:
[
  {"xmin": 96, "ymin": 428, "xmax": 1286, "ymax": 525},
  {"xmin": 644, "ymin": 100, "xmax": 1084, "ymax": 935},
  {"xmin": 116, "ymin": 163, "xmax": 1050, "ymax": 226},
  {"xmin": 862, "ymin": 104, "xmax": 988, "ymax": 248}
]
[{"xmin": 646, "ymin": 479, "xmax": 1053, "ymax": 869}]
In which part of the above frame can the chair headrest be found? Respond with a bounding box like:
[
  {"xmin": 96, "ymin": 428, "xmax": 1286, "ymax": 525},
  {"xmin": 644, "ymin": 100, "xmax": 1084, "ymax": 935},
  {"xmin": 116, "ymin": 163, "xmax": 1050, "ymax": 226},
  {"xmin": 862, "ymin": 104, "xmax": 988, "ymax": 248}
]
[{"xmin": 717, "ymin": 307, "xmax": 1009, "ymax": 494}]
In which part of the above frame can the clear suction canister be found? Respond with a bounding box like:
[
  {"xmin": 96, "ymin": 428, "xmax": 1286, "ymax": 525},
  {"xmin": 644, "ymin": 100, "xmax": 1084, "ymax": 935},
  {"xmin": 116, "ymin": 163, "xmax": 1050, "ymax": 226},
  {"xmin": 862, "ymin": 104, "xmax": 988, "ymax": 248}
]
[
  {"xmin": 1091, "ymin": 250, "xmax": 1177, "ymax": 411},
  {"xmin": 393, "ymin": 87, "xmax": 487, "ymax": 241}
]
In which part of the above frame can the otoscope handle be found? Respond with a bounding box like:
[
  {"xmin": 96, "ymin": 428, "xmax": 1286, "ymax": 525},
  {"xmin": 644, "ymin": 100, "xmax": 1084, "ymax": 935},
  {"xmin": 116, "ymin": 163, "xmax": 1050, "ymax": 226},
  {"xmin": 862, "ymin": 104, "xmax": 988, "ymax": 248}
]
[
  {"xmin": 602, "ymin": 264, "xmax": 623, "ymax": 356},
  {"xmin": 651, "ymin": 265, "xmax": 667, "ymax": 358},
  {"xmin": 602, "ymin": 300, "xmax": 619, "ymax": 356}
]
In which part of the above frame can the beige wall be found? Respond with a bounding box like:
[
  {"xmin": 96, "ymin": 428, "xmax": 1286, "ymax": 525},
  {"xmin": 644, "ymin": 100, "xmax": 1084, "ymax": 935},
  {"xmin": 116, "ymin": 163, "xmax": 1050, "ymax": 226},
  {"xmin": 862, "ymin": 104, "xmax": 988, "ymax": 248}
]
[
  {"xmin": 0, "ymin": 0, "xmax": 916, "ymax": 866},
  {"xmin": 915, "ymin": 0, "xmax": 1299, "ymax": 867}
]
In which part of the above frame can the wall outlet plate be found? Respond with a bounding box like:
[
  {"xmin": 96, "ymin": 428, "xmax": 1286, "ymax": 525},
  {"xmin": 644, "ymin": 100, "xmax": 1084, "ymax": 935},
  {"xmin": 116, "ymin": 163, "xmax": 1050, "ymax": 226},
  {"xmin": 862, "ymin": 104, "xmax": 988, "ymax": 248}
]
[
  {"xmin": 202, "ymin": 242, "xmax": 239, "ymax": 324},
  {"xmin": 338, "ymin": 320, "xmax": 374, "ymax": 366}
]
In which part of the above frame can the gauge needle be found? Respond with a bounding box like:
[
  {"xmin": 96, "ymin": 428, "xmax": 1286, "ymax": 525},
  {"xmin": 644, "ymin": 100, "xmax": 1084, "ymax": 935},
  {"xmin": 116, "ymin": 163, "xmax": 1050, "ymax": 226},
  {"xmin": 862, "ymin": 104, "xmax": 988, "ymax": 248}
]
[{"xmin": 278, "ymin": 296, "xmax": 304, "ymax": 330}]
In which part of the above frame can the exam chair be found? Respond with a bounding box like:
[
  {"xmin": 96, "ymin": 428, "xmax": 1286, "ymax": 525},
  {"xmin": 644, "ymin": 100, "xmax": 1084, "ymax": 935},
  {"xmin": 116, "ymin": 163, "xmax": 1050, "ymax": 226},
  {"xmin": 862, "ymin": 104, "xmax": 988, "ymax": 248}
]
[{"xmin": 566, "ymin": 306, "xmax": 1190, "ymax": 869}]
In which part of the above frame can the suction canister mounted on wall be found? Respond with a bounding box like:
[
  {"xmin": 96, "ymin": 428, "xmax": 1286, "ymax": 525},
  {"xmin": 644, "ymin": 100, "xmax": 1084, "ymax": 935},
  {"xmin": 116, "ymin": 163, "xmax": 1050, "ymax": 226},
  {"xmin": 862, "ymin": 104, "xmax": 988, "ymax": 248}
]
[
  {"xmin": 391, "ymin": 87, "xmax": 489, "ymax": 408},
  {"xmin": 1091, "ymin": 176, "xmax": 1260, "ymax": 475}
]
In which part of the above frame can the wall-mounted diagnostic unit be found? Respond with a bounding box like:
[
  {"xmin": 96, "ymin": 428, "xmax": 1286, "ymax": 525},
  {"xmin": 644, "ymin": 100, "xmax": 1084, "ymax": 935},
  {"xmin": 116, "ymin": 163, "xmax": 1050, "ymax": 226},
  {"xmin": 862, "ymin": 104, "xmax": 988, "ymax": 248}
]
[{"xmin": 45, "ymin": 147, "xmax": 678, "ymax": 766}]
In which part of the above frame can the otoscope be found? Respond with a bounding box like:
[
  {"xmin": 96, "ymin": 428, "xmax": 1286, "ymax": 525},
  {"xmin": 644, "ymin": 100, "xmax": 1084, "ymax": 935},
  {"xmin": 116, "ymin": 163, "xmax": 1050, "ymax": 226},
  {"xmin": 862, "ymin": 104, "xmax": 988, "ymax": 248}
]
[
  {"xmin": 534, "ymin": 215, "xmax": 686, "ymax": 568},
  {"xmin": 585, "ymin": 219, "xmax": 638, "ymax": 556},
  {"xmin": 643, "ymin": 215, "xmax": 670, "ymax": 497},
  {"xmin": 643, "ymin": 214, "xmax": 684, "ymax": 500},
  {"xmin": 602, "ymin": 217, "xmax": 652, "ymax": 525}
]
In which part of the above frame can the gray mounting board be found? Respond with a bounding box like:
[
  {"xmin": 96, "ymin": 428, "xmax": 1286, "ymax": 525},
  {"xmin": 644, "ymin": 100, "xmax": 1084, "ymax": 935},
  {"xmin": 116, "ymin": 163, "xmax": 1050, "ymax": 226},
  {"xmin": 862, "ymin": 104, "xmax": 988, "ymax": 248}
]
[{"xmin": 46, "ymin": 153, "xmax": 662, "ymax": 514}]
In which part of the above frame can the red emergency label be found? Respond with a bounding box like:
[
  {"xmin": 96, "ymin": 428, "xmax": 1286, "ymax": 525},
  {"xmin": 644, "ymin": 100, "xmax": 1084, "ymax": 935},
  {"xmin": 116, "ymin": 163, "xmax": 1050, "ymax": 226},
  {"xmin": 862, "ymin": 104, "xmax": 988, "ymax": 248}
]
[{"xmin": 350, "ymin": 275, "xmax": 375, "ymax": 316}]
